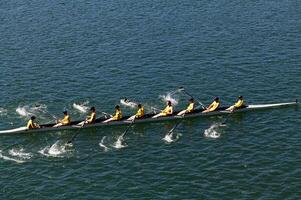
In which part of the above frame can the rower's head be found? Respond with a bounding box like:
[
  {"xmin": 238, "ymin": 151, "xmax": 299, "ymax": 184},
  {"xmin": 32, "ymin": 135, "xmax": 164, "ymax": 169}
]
[
  {"xmin": 115, "ymin": 105, "xmax": 120, "ymax": 110},
  {"xmin": 138, "ymin": 104, "xmax": 142, "ymax": 108},
  {"xmin": 238, "ymin": 96, "xmax": 243, "ymax": 100},
  {"xmin": 31, "ymin": 116, "xmax": 36, "ymax": 121},
  {"xmin": 90, "ymin": 107, "xmax": 96, "ymax": 112},
  {"xmin": 167, "ymin": 101, "xmax": 172, "ymax": 106},
  {"xmin": 63, "ymin": 111, "xmax": 68, "ymax": 115},
  {"xmin": 214, "ymin": 97, "xmax": 219, "ymax": 102},
  {"xmin": 189, "ymin": 98, "xmax": 194, "ymax": 103}
]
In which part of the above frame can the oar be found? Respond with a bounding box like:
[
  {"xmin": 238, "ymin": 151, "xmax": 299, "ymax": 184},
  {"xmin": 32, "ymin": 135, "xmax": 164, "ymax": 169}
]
[
  {"xmin": 121, "ymin": 118, "xmax": 136, "ymax": 138},
  {"xmin": 102, "ymin": 112, "xmax": 113, "ymax": 119},
  {"xmin": 67, "ymin": 123, "xmax": 85, "ymax": 144},
  {"xmin": 150, "ymin": 106, "xmax": 162, "ymax": 113},
  {"xmin": 178, "ymin": 87, "xmax": 206, "ymax": 109},
  {"xmin": 167, "ymin": 115, "xmax": 185, "ymax": 135},
  {"xmin": 170, "ymin": 87, "xmax": 185, "ymax": 95},
  {"xmin": 43, "ymin": 111, "xmax": 58, "ymax": 123}
]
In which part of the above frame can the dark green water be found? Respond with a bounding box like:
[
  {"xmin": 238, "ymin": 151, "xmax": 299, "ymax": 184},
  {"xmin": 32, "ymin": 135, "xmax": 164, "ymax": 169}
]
[{"xmin": 0, "ymin": 0, "xmax": 300, "ymax": 199}]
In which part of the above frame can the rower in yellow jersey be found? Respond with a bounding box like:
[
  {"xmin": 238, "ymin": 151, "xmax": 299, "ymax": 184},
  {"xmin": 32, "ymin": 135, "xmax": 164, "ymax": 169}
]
[
  {"xmin": 53, "ymin": 111, "xmax": 71, "ymax": 127},
  {"xmin": 177, "ymin": 98, "xmax": 195, "ymax": 116},
  {"xmin": 128, "ymin": 104, "xmax": 144, "ymax": 120},
  {"xmin": 27, "ymin": 116, "xmax": 40, "ymax": 129},
  {"xmin": 152, "ymin": 101, "xmax": 173, "ymax": 118},
  {"xmin": 103, "ymin": 105, "xmax": 122, "ymax": 123},
  {"xmin": 202, "ymin": 97, "xmax": 220, "ymax": 113},
  {"xmin": 226, "ymin": 96, "xmax": 245, "ymax": 112},
  {"xmin": 78, "ymin": 107, "xmax": 96, "ymax": 126}
]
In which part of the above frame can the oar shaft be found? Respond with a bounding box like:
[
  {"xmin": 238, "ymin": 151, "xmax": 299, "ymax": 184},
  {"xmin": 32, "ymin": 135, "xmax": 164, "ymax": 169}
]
[
  {"xmin": 168, "ymin": 115, "xmax": 185, "ymax": 134},
  {"xmin": 121, "ymin": 119, "xmax": 135, "ymax": 137},
  {"xmin": 67, "ymin": 123, "xmax": 85, "ymax": 144},
  {"xmin": 182, "ymin": 90, "xmax": 206, "ymax": 109}
]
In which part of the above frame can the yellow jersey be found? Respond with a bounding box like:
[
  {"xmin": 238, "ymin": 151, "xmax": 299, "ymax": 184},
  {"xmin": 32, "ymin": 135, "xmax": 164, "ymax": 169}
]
[
  {"xmin": 27, "ymin": 120, "xmax": 36, "ymax": 129},
  {"xmin": 135, "ymin": 107, "xmax": 144, "ymax": 118},
  {"xmin": 208, "ymin": 101, "xmax": 220, "ymax": 112},
  {"xmin": 162, "ymin": 105, "xmax": 173, "ymax": 116},
  {"xmin": 234, "ymin": 99, "xmax": 244, "ymax": 108},
  {"xmin": 112, "ymin": 109, "xmax": 122, "ymax": 120},
  {"xmin": 87, "ymin": 112, "xmax": 96, "ymax": 123},
  {"xmin": 186, "ymin": 102, "xmax": 194, "ymax": 113},
  {"xmin": 60, "ymin": 115, "xmax": 71, "ymax": 125}
]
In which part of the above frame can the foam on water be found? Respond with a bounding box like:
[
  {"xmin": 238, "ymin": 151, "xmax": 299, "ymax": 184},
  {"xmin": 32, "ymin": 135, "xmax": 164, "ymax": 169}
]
[
  {"xmin": 99, "ymin": 136, "xmax": 110, "ymax": 152},
  {"xmin": 120, "ymin": 99, "xmax": 138, "ymax": 108},
  {"xmin": 162, "ymin": 132, "xmax": 174, "ymax": 143},
  {"xmin": 113, "ymin": 135, "xmax": 127, "ymax": 149},
  {"xmin": 16, "ymin": 104, "xmax": 48, "ymax": 118},
  {"xmin": 39, "ymin": 140, "xmax": 68, "ymax": 157},
  {"xmin": 73, "ymin": 101, "xmax": 89, "ymax": 113},
  {"xmin": 0, "ymin": 150, "xmax": 25, "ymax": 164},
  {"xmin": 9, "ymin": 148, "xmax": 33, "ymax": 160},
  {"xmin": 159, "ymin": 93, "xmax": 179, "ymax": 106},
  {"xmin": 0, "ymin": 107, "xmax": 8, "ymax": 116},
  {"xmin": 204, "ymin": 123, "xmax": 222, "ymax": 139},
  {"xmin": 162, "ymin": 132, "xmax": 181, "ymax": 143},
  {"xmin": 16, "ymin": 106, "xmax": 32, "ymax": 117}
]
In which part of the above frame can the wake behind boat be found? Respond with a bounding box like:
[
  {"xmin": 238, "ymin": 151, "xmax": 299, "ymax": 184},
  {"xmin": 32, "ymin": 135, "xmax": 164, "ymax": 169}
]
[{"xmin": 0, "ymin": 100, "xmax": 298, "ymax": 135}]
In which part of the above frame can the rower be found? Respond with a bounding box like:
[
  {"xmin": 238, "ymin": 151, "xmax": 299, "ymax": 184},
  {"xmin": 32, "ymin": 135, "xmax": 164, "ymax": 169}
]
[
  {"xmin": 27, "ymin": 116, "xmax": 40, "ymax": 129},
  {"xmin": 102, "ymin": 105, "xmax": 122, "ymax": 123},
  {"xmin": 152, "ymin": 101, "xmax": 173, "ymax": 118},
  {"xmin": 177, "ymin": 98, "xmax": 195, "ymax": 116},
  {"xmin": 202, "ymin": 97, "xmax": 220, "ymax": 113},
  {"xmin": 78, "ymin": 107, "xmax": 96, "ymax": 126},
  {"xmin": 53, "ymin": 111, "xmax": 71, "ymax": 127},
  {"xmin": 127, "ymin": 104, "xmax": 144, "ymax": 121},
  {"xmin": 226, "ymin": 96, "xmax": 245, "ymax": 112}
]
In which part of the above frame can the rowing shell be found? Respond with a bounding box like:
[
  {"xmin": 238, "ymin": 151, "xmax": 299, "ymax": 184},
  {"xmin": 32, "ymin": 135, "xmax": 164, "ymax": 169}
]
[{"xmin": 0, "ymin": 101, "xmax": 298, "ymax": 135}]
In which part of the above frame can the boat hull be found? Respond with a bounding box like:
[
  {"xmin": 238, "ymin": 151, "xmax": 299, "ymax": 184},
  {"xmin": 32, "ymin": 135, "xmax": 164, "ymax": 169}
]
[{"xmin": 0, "ymin": 101, "xmax": 298, "ymax": 135}]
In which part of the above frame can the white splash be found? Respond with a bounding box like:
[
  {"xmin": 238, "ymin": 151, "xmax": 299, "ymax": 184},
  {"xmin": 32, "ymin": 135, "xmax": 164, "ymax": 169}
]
[
  {"xmin": 9, "ymin": 148, "xmax": 33, "ymax": 160},
  {"xmin": 16, "ymin": 106, "xmax": 32, "ymax": 117},
  {"xmin": 163, "ymin": 132, "xmax": 174, "ymax": 143},
  {"xmin": 32, "ymin": 104, "xmax": 47, "ymax": 112},
  {"xmin": 73, "ymin": 101, "xmax": 89, "ymax": 113},
  {"xmin": 0, "ymin": 150, "xmax": 25, "ymax": 164},
  {"xmin": 99, "ymin": 136, "xmax": 109, "ymax": 152},
  {"xmin": 39, "ymin": 140, "xmax": 67, "ymax": 157},
  {"xmin": 162, "ymin": 131, "xmax": 180, "ymax": 143},
  {"xmin": 113, "ymin": 135, "xmax": 127, "ymax": 149},
  {"xmin": 16, "ymin": 104, "xmax": 48, "ymax": 118},
  {"xmin": 159, "ymin": 93, "xmax": 178, "ymax": 106},
  {"xmin": 204, "ymin": 123, "xmax": 222, "ymax": 139},
  {"xmin": 120, "ymin": 98, "xmax": 138, "ymax": 108},
  {"xmin": 0, "ymin": 107, "xmax": 8, "ymax": 116}
]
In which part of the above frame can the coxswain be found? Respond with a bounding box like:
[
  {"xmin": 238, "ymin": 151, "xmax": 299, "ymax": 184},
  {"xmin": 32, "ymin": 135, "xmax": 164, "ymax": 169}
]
[
  {"xmin": 102, "ymin": 105, "xmax": 122, "ymax": 123},
  {"xmin": 27, "ymin": 116, "xmax": 40, "ymax": 129},
  {"xmin": 202, "ymin": 97, "xmax": 220, "ymax": 113},
  {"xmin": 127, "ymin": 104, "xmax": 144, "ymax": 121},
  {"xmin": 78, "ymin": 107, "xmax": 97, "ymax": 126},
  {"xmin": 177, "ymin": 98, "xmax": 195, "ymax": 116},
  {"xmin": 226, "ymin": 96, "xmax": 245, "ymax": 112},
  {"xmin": 152, "ymin": 101, "xmax": 173, "ymax": 118},
  {"xmin": 53, "ymin": 111, "xmax": 71, "ymax": 127}
]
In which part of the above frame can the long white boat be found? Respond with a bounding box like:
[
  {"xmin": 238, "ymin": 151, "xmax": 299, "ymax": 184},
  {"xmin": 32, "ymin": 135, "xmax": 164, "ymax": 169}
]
[{"xmin": 0, "ymin": 100, "xmax": 298, "ymax": 135}]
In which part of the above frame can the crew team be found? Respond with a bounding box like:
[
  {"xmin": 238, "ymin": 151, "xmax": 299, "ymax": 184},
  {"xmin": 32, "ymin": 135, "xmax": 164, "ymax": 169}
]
[{"xmin": 27, "ymin": 96, "xmax": 245, "ymax": 129}]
